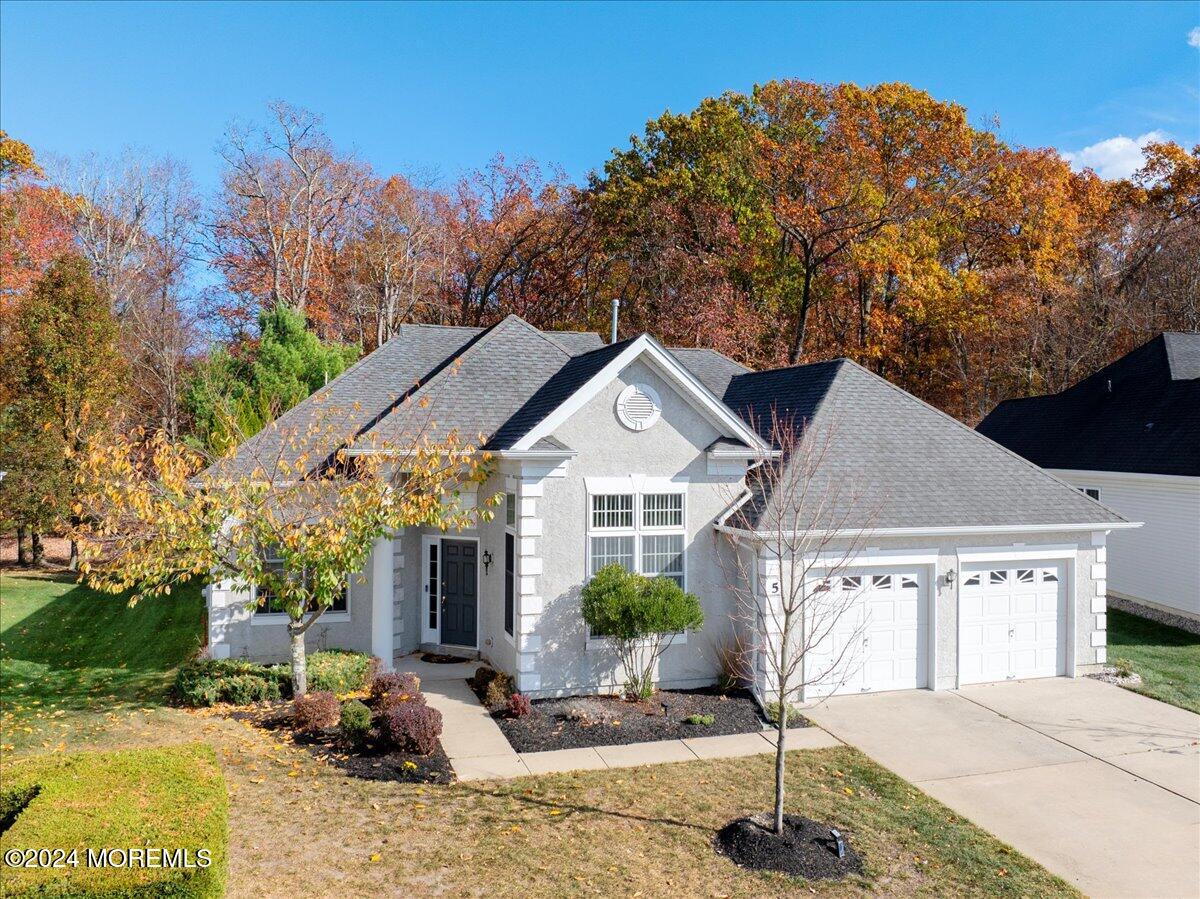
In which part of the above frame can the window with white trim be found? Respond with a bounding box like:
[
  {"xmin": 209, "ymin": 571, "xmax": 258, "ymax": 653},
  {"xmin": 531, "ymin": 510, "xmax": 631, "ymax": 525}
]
[
  {"xmin": 587, "ymin": 491, "xmax": 687, "ymax": 588},
  {"xmin": 1078, "ymin": 486, "xmax": 1101, "ymax": 501},
  {"xmin": 586, "ymin": 490, "xmax": 688, "ymax": 641},
  {"xmin": 254, "ymin": 548, "xmax": 348, "ymax": 616}
]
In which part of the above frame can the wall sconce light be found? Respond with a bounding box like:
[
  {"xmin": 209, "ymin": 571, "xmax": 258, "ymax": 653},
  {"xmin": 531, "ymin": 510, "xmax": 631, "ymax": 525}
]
[
  {"xmin": 482, "ymin": 549, "xmax": 493, "ymax": 575},
  {"xmin": 944, "ymin": 569, "xmax": 956, "ymax": 587}
]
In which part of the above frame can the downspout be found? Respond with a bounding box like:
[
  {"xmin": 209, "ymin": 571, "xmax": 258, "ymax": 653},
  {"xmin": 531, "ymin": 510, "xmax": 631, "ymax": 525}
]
[{"xmin": 610, "ymin": 298, "xmax": 620, "ymax": 344}]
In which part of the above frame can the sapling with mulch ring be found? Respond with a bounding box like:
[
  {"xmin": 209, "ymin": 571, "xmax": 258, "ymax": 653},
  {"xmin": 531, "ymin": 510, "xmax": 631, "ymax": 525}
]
[{"xmin": 580, "ymin": 564, "xmax": 704, "ymax": 701}]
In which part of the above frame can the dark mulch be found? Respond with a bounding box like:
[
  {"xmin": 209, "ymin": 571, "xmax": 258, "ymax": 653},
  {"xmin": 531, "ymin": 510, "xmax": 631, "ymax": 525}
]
[
  {"xmin": 715, "ymin": 814, "xmax": 863, "ymax": 880},
  {"xmin": 228, "ymin": 699, "xmax": 453, "ymax": 784},
  {"xmin": 421, "ymin": 652, "xmax": 471, "ymax": 664},
  {"xmin": 475, "ymin": 684, "xmax": 778, "ymax": 753}
]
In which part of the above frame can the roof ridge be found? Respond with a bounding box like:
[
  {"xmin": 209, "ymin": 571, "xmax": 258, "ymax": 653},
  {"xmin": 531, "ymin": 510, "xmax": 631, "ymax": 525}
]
[
  {"xmin": 345, "ymin": 319, "xmax": 510, "ymax": 445},
  {"xmin": 500, "ymin": 314, "xmax": 577, "ymax": 359},
  {"xmin": 669, "ymin": 346, "xmax": 754, "ymax": 373},
  {"xmin": 833, "ymin": 359, "xmax": 1128, "ymax": 523}
]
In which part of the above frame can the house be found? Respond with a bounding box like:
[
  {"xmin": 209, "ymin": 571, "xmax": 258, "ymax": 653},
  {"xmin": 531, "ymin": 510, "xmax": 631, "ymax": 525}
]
[
  {"xmin": 206, "ymin": 314, "xmax": 1133, "ymax": 699},
  {"xmin": 978, "ymin": 333, "xmax": 1200, "ymax": 632}
]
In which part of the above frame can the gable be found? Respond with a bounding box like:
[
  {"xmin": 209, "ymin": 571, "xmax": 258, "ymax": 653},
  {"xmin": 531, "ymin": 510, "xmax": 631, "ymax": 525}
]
[
  {"xmin": 551, "ymin": 358, "xmax": 726, "ymax": 473},
  {"xmin": 504, "ymin": 335, "xmax": 767, "ymax": 453}
]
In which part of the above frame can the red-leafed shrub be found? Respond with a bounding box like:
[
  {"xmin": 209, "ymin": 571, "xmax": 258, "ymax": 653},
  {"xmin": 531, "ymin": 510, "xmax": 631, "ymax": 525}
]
[
  {"xmin": 378, "ymin": 689, "xmax": 426, "ymax": 714},
  {"xmin": 293, "ymin": 691, "xmax": 340, "ymax": 732},
  {"xmin": 369, "ymin": 671, "xmax": 421, "ymax": 701},
  {"xmin": 382, "ymin": 702, "xmax": 443, "ymax": 755},
  {"xmin": 506, "ymin": 692, "xmax": 533, "ymax": 718}
]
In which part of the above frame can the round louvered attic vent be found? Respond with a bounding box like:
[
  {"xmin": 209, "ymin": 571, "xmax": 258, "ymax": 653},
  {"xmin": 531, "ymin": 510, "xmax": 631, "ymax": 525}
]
[{"xmin": 615, "ymin": 383, "xmax": 662, "ymax": 431}]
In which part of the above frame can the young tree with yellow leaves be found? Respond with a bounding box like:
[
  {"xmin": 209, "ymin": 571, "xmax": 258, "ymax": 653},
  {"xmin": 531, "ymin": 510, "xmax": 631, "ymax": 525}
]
[{"xmin": 71, "ymin": 402, "xmax": 497, "ymax": 695}]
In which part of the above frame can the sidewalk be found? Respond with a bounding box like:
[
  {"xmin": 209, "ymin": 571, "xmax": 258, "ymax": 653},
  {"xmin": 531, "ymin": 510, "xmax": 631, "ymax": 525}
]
[{"xmin": 413, "ymin": 663, "xmax": 842, "ymax": 781}]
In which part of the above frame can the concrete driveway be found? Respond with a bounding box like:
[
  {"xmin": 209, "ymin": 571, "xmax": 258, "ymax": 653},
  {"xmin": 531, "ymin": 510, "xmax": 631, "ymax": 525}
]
[{"xmin": 803, "ymin": 678, "xmax": 1200, "ymax": 899}]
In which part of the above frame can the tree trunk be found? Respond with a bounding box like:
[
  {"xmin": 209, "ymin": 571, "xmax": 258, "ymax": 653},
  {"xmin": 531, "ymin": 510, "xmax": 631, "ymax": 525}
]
[
  {"xmin": 788, "ymin": 266, "xmax": 815, "ymax": 365},
  {"xmin": 288, "ymin": 622, "xmax": 308, "ymax": 697},
  {"xmin": 16, "ymin": 526, "xmax": 28, "ymax": 566},
  {"xmin": 68, "ymin": 538, "xmax": 79, "ymax": 572},
  {"xmin": 30, "ymin": 531, "xmax": 44, "ymax": 566},
  {"xmin": 774, "ymin": 704, "xmax": 787, "ymax": 835}
]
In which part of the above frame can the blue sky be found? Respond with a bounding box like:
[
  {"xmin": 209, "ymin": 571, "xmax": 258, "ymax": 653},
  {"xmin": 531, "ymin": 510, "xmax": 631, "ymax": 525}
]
[{"xmin": 2, "ymin": 0, "xmax": 1197, "ymax": 192}]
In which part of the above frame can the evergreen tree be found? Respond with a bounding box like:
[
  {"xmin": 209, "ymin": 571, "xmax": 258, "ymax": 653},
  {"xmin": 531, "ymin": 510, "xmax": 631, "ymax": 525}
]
[{"xmin": 184, "ymin": 305, "xmax": 359, "ymax": 454}]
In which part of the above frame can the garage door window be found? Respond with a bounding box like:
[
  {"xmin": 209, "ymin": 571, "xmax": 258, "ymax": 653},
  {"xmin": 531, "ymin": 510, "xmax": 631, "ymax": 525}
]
[{"xmin": 1041, "ymin": 569, "xmax": 1058, "ymax": 583}]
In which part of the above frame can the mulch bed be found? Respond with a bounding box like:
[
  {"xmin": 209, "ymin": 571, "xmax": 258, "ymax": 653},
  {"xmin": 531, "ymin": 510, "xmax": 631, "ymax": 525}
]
[
  {"xmin": 473, "ymin": 681, "xmax": 781, "ymax": 753},
  {"xmin": 420, "ymin": 652, "xmax": 472, "ymax": 664},
  {"xmin": 229, "ymin": 700, "xmax": 454, "ymax": 784},
  {"xmin": 715, "ymin": 814, "xmax": 863, "ymax": 879}
]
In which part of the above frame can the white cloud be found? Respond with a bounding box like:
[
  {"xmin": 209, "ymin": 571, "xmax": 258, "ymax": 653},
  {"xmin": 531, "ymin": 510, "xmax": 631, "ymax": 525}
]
[
  {"xmin": 1061, "ymin": 130, "xmax": 1168, "ymax": 180},
  {"xmin": 1188, "ymin": 26, "xmax": 1200, "ymax": 48}
]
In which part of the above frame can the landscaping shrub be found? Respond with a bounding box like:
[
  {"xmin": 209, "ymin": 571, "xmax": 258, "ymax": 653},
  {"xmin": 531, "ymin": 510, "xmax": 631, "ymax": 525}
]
[
  {"xmin": 684, "ymin": 713, "xmax": 715, "ymax": 726},
  {"xmin": 1, "ymin": 744, "xmax": 227, "ymax": 897},
  {"xmin": 174, "ymin": 658, "xmax": 288, "ymax": 706},
  {"xmin": 506, "ymin": 692, "xmax": 532, "ymax": 718},
  {"xmin": 469, "ymin": 666, "xmax": 514, "ymax": 707},
  {"xmin": 765, "ymin": 700, "xmax": 805, "ymax": 725},
  {"xmin": 484, "ymin": 671, "xmax": 514, "ymax": 707},
  {"xmin": 379, "ymin": 689, "xmax": 425, "ymax": 714},
  {"xmin": 307, "ymin": 650, "xmax": 380, "ymax": 694},
  {"xmin": 581, "ymin": 564, "xmax": 705, "ymax": 700},
  {"xmin": 293, "ymin": 691, "xmax": 340, "ymax": 732},
  {"xmin": 0, "ymin": 784, "xmax": 38, "ymax": 833},
  {"xmin": 339, "ymin": 699, "xmax": 372, "ymax": 746},
  {"xmin": 382, "ymin": 702, "xmax": 443, "ymax": 755},
  {"xmin": 369, "ymin": 671, "xmax": 420, "ymax": 701}
]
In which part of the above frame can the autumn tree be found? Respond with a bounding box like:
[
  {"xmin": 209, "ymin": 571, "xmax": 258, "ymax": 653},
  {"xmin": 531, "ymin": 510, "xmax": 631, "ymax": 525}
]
[
  {"xmin": 338, "ymin": 173, "xmax": 444, "ymax": 348},
  {"xmin": 73, "ymin": 408, "xmax": 496, "ymax": 695},
  {"xmin": 0, "ymin": 255, "xmax": 124, "ymax": 568},
  {"xmin": 721, "ymin": 412, "xmax": 878, "ymax": 837},
  {"xmin": 208, "ymin": 101, "xmax": 368, "ymax": 335},
  {"xmin": 53, "ymin": 151, "xmax": 203, "ymax": 435}
]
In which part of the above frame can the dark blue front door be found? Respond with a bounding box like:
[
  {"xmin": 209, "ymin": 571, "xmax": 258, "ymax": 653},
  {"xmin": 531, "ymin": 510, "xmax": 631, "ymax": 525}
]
[{"xmin": 440, "ymin": 540, "xmax": 477, "ymax": 647}]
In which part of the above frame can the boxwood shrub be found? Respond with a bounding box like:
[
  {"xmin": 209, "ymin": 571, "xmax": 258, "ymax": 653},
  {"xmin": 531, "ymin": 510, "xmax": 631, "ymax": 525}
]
[
  {"xmin": 0, "ymin": 744, "xmax": 228, "ymax": 897},
  {"xmin": 174, "ymin": 651, "xmax": 377, "ymax": 707},
  {"xmin": 173, "ymin": 659, "xmax": 288, "ymax": 707},
  {"xmin": 306, "ymin": 650, "xmax": 380, "ymax": 694}
]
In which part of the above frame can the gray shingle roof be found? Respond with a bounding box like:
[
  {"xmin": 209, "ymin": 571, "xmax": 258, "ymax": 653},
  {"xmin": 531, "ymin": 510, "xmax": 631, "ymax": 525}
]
[
  {"xmin": 721, "ymin": 360, "xmax": 1126, "ymax": 531},
  {"xmin": 668, "ymin": 348, "xmax": 750, "ymax": 398},
  {"xmin": 977, "ymin": 333, "xmax": 1200, "ymax": 477},
  {"xmin": 218, "ymin": 314, "xmax": 1125, "ymax": 533}
]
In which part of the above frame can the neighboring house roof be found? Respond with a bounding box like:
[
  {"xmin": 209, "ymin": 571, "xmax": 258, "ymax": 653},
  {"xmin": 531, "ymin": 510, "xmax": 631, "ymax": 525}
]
[
  {"xmin": 219, "ymin": 314, "xmax": 1125, "ymax": 532},
  {"xmin": 977, "ymin": 333, "xmax": 1200, "ymax": 478},
  {"xmin": 719, "ymin": 359, "xmax": 1125, "ymax": 532}
]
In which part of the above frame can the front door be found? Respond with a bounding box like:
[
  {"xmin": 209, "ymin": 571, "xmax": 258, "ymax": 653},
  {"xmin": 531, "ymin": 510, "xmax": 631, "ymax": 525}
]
[{"xmin": 440, "ymin": 540, "xmax": 477, "ymax": 647}]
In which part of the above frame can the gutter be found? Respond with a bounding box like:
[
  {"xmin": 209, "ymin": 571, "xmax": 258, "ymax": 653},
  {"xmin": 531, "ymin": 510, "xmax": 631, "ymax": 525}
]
[{"xmin": 713, "ymin": 520, "xmax": 1144, "ymax": 539}]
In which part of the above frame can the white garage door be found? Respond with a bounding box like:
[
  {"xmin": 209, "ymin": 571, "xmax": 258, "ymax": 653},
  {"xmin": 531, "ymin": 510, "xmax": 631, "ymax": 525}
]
[
  {"xmin": 959, "ymin": 563, "xmax": 1065, "ymax": 685},
  {"xmin": 806, "ymin": 568, "xmax": 928, "ymax": 698}
]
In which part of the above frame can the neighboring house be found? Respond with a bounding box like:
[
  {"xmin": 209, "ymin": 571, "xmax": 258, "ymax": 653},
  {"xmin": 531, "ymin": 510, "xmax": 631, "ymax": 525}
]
[
  {"xmin": 978, "ymin": 332, "xmax": 1200, "ymax": 631},
  {"xmin": 207, "ymin": 314, "xmax": 1133, "ymax": 699}
]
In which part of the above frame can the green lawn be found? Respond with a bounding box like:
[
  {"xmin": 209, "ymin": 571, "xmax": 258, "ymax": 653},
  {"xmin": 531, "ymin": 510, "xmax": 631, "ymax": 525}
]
[
  {"xmin": 0, "ymin": 571, "xmax": 204, "ymax": 750},
  {"xmin": 1, "ymin": 743, "xmax": 228, "ymax": 897},
  {"xmin": 1106, "ymin": 608, "xmax": 1200, "ymax": 714}
]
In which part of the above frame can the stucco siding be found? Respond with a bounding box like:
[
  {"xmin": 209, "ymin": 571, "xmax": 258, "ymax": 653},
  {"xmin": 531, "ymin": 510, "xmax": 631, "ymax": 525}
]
[
  {"xmin": 1051, "ymin": 469, "xmax": 1200, "ymax": 620},
  {"xmin": 207, "ymin": 560, "xmax": 377, "ymax": 664},
  {"xmin": 527, "ymin": 358, "xmax": 745, "ymax": 696}
]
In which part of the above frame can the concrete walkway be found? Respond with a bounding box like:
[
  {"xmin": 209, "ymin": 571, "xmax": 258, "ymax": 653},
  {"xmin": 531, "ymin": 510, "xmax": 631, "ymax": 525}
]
[
  {"xmin": 397, "ymin": 654, "xmax": 843, "ymax": 781},
  {"xmin": 803, "ymin": 678, "xmax": 1200, "ymax": 899}
]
